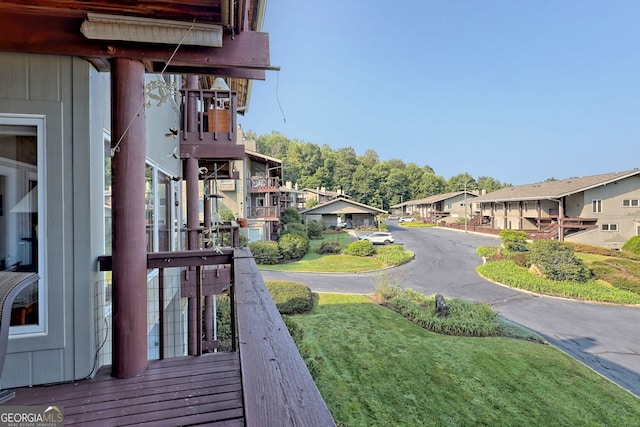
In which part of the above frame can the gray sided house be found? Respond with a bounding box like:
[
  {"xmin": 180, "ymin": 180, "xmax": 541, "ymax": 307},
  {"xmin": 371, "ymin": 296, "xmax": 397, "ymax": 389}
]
[
  {"xmin": 302, "ymin": 198, "xmax": 386, "ymax": 229},
  {"xmin": 472, "ymin": 169, "xmax": 640, "ymax": 249},
  {"xmin": 398, "ymin": 191, "xmax": 478, "ymax": 224}
]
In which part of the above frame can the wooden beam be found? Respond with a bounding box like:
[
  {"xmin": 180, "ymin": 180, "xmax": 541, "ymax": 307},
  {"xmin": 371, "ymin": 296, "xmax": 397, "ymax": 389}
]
[
  {"xmin": 0, "ymin": 12, "xmax": 271, "ymax": 72},
  {"xmin": 0, "ymin": 1, "xmax": 223, "ymax": 23}
]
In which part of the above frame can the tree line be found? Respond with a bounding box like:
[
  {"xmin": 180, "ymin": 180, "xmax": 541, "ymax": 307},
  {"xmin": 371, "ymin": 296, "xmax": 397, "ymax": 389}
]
[{"xmin": 247, "ymin": 130, "xmax": 511, "ymax": 209}]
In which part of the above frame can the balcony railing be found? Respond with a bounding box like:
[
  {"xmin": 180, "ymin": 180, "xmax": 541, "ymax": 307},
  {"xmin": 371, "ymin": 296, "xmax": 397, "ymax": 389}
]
[
  {"xmin": 97, "ymin": 247, "xmax": 335, "ymax": 425},
  {"xmin": 247, "ymin": 206, "xmax": 279, "ymax": 219},
  {"xmin": 179, "ymin": 89, "xmax": 244, "ymax": 160},
  {"xmin": 247, "ymin": 176, "xmax": 280, "ymax": 192}
]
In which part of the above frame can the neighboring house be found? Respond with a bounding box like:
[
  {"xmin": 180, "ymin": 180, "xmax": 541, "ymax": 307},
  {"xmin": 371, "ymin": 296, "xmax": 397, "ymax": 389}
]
[
  {"xmin": 226, "ymin": 137, "xmax": 283, "ymax": 242},
  {"xmin": 394, "ymin": 191, "xmax": 479, "ymax": 224},
  {"xmin": 302, "ymin": 198, "xmax": 387, "ymax": 229},
  {"xmin": 472, "ymin": 169, "xmax": 640, "ymax": 249},
  {"xmin": 302, "ymin": 186, "xmax": 349, "ymax": 206},
  {"xmin": 280, "ymin": 181, "xmax": 307, "ymax": 211}
]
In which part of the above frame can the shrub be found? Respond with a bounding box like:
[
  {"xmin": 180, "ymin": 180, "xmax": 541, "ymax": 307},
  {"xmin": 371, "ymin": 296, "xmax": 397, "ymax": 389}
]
[
  {"xmin": 622, "ymin": 236, "xmax": 640, "ymax": 256},
  {"xmin": 248, "ymin": 241, "xmax": 280, "ymax": 265},
  {"xmin": 279, "ymin": 233, "xmax": 309, "ymax": 261},
  {"xmin": 213, "ymin": 295, "xmax": 233, "ymax": 350},
  {"xmin": 500, "ymin": 229, "xmax": 528, "ymax": 252},
  {"xmin": 317, "ymin": 241, "xmax": 342, "ymax": 254},
  {"xmin": 378, "ymin": 287, "xmax": 501, "ymax": 337},
  {"xmin": 282, "ymin": 222, "xmax": 308, "ymax": 239},
  {"xmin": 528, "ymin": 240, "xmax": 590, "ymax": 283},
  {"xmin": 265, "ymin": 280, "xmax": 313, "ymax": 314},
  {"xmin": 477, "ymin": 246, "xmax": 501, "ymax": 259},
  {"xmin": 344, "ymin": 240, "xmax": 375, "ymax": 256},
  {"xmin": 512, "ymin": 252, "xmax": 529, "ymax": 267},
  {"xmin": 307, "ymin": 220, "xmax": 325, "ymax": 240},
  {"xmin": 280, "ymin": 207, "xmax": 302, "ymax": 225},
  {"xmin": 374, "ymin": 244, "xmax": 414, "ymax": 266}
]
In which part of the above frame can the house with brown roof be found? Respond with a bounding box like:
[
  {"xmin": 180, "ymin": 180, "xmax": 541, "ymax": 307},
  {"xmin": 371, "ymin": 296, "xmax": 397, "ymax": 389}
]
[
  {"xmin": 394, "ymin": 191, "xmax": 479, "ymax": 224},
  {"xmin": 302, "ymin": 198, "xmax": 386, "ymax": 229},
  {"xmin": 472, "ymin": 169, "xmax": 640, "ymax": 249}
]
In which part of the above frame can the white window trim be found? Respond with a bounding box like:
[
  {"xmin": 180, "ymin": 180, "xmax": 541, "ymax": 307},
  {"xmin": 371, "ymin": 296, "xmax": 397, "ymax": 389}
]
[
  {"xmin": 601, "ymin": 223, "xmax": 618, "ymax": 232},
  {"xmin": 622, "ymin": 199, "xmax": 639, "ymax": 208},
  {"xmin": 1, "ymin": 114, "xmax": 48, "ymax": 337},
  {"xmin": 592, "ymin": 199, "xmax": 603, "ymax": 214}
]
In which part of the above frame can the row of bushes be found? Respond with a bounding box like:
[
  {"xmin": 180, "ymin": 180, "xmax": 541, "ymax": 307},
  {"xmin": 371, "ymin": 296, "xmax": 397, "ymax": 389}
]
[{"xmin": 375, "ymin": 280, "xmax": 544, "ymax": 341}]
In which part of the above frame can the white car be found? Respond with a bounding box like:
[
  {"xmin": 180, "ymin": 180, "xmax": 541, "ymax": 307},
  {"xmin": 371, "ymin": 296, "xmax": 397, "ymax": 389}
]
[
  {"xmin": 399, "ymin": 217, "xmax": 417, "ymax": 223},
  {"xmin": 359, "ymin": 232, "xmax": 395, "ymax": 245},
  {"xmin": 388, "ymin": 215, "xmax": 399, "ymax": 220}
]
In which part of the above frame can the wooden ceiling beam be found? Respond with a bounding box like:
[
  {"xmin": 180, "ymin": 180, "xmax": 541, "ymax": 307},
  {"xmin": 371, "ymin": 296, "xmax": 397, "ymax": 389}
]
[
  {"xmin": 0, "ymin": 1, "xmax": 223, "ymax": 23},
  {"xmin": 0, "ymin": 12, "xmax": 271, "ymax": 73}
]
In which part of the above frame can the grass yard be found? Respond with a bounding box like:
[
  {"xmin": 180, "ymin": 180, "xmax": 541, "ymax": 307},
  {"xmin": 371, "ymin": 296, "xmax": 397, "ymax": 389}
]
[
  {"xmin": 289, "ymin": 293, "xmax": 640, "ymax": 427},
  {"xmin": 259, "ymin": 231, "xmax": 413, "ymax": 273}
]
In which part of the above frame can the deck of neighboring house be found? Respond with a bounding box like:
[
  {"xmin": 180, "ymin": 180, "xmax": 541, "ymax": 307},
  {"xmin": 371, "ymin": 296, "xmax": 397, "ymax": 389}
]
[
  {"xmin": 10, "ymin": 352, "xmax": 243, "ymax": 426},
  {"xmin": 4, "ymin": 247, "xmax": 335, "ymax": 427}
]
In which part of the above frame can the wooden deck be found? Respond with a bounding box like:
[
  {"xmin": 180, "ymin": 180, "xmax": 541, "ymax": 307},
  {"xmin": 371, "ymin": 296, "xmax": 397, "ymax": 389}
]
[
  {"xmin": 4, "ymin": 248, "xmax": 335, "ymax": 427},
  {"xmin": 9, "ymin": 352, "xmax": 244, "ymax": 426}
]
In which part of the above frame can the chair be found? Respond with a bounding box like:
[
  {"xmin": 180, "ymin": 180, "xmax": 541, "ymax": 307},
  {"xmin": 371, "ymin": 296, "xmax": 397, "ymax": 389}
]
[{"xmin": 0, "ymin": 271, "xmax": 39, "ymax": 403}]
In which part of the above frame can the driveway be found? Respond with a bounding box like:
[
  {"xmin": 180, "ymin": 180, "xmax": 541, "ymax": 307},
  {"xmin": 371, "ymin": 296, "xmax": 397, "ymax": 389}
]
[{"xmin": 260, "ymin": 224, "xmax": 640, "ymax": 397}]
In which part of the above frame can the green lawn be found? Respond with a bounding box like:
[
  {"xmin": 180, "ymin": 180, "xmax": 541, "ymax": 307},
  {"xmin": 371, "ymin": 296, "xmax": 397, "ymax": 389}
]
[
  {"xmin": 259, "ymin": 232, "xmax": 387, "ymax": 272},
  {"xmin": 290, "ymin": 293, "xmax": 640, "ymax": 427}
]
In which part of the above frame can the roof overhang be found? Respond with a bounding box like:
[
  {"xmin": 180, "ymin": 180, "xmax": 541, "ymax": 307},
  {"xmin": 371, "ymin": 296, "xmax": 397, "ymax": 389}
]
[{"xmin": 0, "ymin": 0, "xmax": 276, "ymax": 111}]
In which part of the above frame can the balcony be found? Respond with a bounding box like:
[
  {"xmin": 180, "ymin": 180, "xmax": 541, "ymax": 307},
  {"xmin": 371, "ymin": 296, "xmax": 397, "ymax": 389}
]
[
  {"xmin": 179, "ymin": 89, "xmax": 244, "ymax": 161},
  {"xmin": 247, "ymin": 176, "xmax": 280, "ymax": 192},
  {"xmin": 247, "ymin": 206, "xmax": 279, "ymax": 220},
  {"xmin": 10, "ymin": 248, "xmax": 335, "ymax": 426}
]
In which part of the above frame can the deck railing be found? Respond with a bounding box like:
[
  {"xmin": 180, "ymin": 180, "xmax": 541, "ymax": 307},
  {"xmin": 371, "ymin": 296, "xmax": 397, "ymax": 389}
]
[{"xmin": 98, "ymin": 246, "xmax": 335, "ymax": 425}]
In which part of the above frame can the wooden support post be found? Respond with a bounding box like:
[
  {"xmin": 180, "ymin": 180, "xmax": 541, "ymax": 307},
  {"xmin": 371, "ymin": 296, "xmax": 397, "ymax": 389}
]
[{"xmin": 110, "ymin": 58, "xmax": 148, "ymax": 379}]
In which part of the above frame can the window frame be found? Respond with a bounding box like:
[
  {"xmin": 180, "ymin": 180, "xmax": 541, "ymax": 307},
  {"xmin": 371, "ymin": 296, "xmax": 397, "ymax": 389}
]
[
  {"xmin": 0, "ymin": 114, "xmax": 48, "ymax": 336},
  {"xmin": 592, "ymin": 199, "xmax": 603, "ymax": 214},
  {"xmin": 601, "ymin": 223, "xmax": 618, "ymax": 232}
]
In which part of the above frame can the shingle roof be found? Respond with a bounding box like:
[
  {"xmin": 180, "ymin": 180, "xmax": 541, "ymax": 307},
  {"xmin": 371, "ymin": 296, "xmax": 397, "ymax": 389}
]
[
  {"xmin": 408, "ymin": 191, "xmax": 475, "ymax": 206},
  {"xmin": 473, "ymin": 169, "xmax": 640, "ymax": 202}
]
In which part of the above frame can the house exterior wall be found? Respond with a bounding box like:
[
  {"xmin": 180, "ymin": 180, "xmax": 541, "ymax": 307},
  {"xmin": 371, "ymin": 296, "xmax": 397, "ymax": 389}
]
[
  {"xmin": 0, "ymin": 54, "xmax": 187, "ymax": 388},
  {"xmin": 566, "ymin": 176, "xmax": 640, "ymax": 249},
  {"xmin": 0, "ymin": 53, "xmax": 105, "ymax": 387}
]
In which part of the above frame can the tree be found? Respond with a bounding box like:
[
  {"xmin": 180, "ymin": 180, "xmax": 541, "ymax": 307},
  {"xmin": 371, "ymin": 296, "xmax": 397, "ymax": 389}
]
[{"xmin": 446, "ymin": 173, "xmax": 477, "ymax": 193}]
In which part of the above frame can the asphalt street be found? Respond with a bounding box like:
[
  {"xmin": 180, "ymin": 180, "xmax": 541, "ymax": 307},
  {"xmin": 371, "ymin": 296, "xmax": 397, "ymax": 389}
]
[{"xmin": 260, "ymin": 223, "xmax": 640, "ymax": 398}]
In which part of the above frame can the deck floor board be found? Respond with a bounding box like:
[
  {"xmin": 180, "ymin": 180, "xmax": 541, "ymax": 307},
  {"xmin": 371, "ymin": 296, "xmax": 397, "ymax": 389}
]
[{"xmin": 8, "ymin": 352, "xmax": 244, "ymax": 426}]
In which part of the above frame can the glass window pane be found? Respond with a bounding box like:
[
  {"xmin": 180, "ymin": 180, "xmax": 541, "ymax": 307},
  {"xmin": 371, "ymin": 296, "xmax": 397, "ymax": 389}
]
[
  {"xmin": 145, "ymin": 165, "xmax": 155, "ymax": 252},
  {"xmin": 0, "ymin": 125, "xmax": 39, "ymax": 326}
]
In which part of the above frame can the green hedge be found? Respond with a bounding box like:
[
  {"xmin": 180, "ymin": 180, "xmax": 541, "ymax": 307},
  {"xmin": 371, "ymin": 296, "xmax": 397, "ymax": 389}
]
[
  {"xmin": 265, "ymin": 280, "xmax": 314, "ymax": 315},
  {"xmin": 248, "ymin": 240, "xmax": 280, "ymax": 265},
  {"xmin": 278, "ymin": 233, "xmax": 309, "ymax": 261},
  {"xmin": 344, "ymin": 240, "xmax": 375, "ymax": 256}
]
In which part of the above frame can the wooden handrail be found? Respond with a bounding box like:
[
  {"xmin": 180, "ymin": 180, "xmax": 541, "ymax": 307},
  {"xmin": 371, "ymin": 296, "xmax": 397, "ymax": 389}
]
[{"xmin": 233, "ymin": 248, "xmax": 336, "ymax": 426}]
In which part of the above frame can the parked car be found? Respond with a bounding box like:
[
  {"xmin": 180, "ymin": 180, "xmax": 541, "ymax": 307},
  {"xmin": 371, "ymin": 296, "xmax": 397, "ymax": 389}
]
[
  {"xmin": 359, "ymin": 232, "xmax": 395, "ymax": 245},
  {"xmin": 388, "ymin": 215, "xmax": 399, "ymax": 220},
  {"xmin": 399, "ymin": 217, "xmax": 416, "ymax": 223}
]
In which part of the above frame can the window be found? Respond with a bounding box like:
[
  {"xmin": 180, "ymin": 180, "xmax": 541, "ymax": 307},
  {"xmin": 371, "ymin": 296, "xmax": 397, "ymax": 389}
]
[
  {"xmin": 592, "ymin": 199, "xmax": 603, "ymax": 213},
  {"xmin": 622, "ymin": 199, "xmax": 639, "ymax": 208},
  {"xmin": 523, "ymin": 202, "xmax": 528, "ymax": 212},
  {"xmin": 601, "ymin": 224, "xmax": 618, "ymax": 232},
  {"xmin": 145, "ymin": 163, "xmax": 175, "ymax": 252},
  {"xmin": 0, "ymin": 116, "xmax": 45, "ymax": 332}
]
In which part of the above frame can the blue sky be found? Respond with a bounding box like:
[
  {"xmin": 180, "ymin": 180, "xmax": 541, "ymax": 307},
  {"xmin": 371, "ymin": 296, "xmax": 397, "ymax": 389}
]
[{"xmin": 239, "ymin": 1, "xmax": 640, "ymax": 186}]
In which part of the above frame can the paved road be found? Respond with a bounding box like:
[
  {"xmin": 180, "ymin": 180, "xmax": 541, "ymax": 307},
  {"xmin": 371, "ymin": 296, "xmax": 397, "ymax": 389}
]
[{"xmin": 261, "ymin": 224, "xmax": 640, "ymax": 398}]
